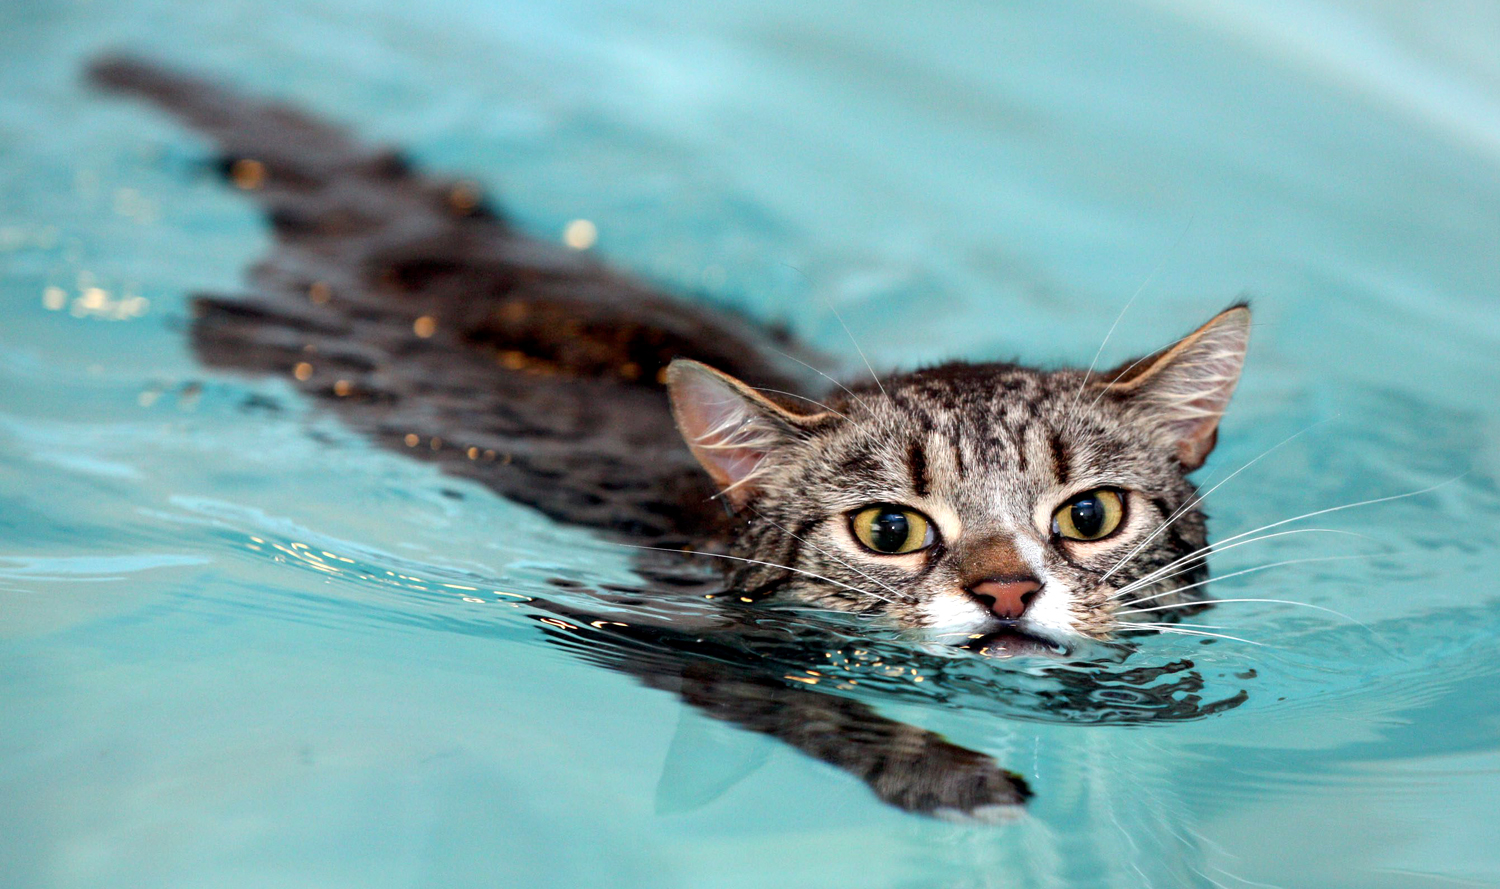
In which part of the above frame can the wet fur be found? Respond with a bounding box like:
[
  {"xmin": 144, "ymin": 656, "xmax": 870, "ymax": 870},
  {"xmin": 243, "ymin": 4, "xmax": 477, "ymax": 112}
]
[
  {"xmin": 670, "ymin": 327, "xmax": 1249, "ymax": 649},
  {"xmin": 725, "ymin": 362, "xmax": 1218, "ymax": 639}
]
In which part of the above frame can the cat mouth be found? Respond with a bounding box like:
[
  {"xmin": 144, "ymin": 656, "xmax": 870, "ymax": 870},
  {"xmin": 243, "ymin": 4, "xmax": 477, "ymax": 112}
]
[{"xmin": 965, "ymin": 627, "xmax": 1069, "ymax": 659}]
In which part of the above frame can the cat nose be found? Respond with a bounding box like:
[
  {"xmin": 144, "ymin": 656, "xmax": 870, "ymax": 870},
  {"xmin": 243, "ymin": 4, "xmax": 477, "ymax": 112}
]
[{"xmin": 967, "ymin": 578, "xmax": 1042, "ymax": 621}]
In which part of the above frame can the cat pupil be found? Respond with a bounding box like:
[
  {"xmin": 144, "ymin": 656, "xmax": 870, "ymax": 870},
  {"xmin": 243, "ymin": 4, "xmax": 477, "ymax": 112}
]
[
  {"xmin": 1071, "ymin": 498, "xmax": 1105, "ymax": 537},
  {"xmin": 870, "ymin": 510, "xmax": 911, "ymax": 551}
]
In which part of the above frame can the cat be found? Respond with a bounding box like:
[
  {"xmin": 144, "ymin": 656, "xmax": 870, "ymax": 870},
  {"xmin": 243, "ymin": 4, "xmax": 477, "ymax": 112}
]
[
  {"xmin": 666, "ymin": 308, "xmax": 1247, "ymax": 657},
  {"xmin": 89, "ymin": 55, "xmax": 1249, "ymax": 818}
]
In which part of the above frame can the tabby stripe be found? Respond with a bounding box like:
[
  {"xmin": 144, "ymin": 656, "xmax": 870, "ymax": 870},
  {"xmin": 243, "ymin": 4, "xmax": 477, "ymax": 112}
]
[
  {"xmin": 907, "ymin": 440, "xmax": 930, "ymax": 497},
  {"xmin": 1048, "ymin": 432, "xmax": 1071, "ymax": 486},
  {"xmin": 837, "ymin": 448, "xmax": 881, "ymax": 478}
]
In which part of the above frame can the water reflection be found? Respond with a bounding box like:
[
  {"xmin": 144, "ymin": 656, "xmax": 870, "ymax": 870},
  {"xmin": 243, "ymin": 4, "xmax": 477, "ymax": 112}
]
[{"xmin": 536, "ymin": 572, "xmax": 1248, "ymax": 815}]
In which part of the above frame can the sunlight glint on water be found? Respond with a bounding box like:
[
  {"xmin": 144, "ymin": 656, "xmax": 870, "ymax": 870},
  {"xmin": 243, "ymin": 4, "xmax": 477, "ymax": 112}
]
[{"xmin": 2, "ymin": 1, "xmax": 1499, "ymax": 887}]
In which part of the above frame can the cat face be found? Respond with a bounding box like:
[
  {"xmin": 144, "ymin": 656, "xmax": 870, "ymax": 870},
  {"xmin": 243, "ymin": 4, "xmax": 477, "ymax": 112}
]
[{"xmin": 667, "ymin": 306, "xmax": 1250, "ymax": 655}]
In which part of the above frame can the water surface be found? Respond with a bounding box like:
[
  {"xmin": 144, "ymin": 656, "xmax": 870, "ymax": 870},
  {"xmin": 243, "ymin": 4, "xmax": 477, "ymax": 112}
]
[{"xmin": 3, "ymin": 1, "xmax": 1499, "ymax": 887}]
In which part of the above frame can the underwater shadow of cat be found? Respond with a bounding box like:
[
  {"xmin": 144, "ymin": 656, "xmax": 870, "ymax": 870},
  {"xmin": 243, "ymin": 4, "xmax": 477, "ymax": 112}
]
[{"xmin": 89, "ymin": 55, "xmax": 1245, "ymax": 819}]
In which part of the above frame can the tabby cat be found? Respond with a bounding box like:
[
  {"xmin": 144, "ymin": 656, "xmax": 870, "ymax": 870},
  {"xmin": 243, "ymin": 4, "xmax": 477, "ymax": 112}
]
[
  {"xmin": 667, "ymin": 305, "xmax": 1248, "ymax": 657},
  {"xmin": 90, "ymin": 56, "xmax": 1248, "ymax": 818}
]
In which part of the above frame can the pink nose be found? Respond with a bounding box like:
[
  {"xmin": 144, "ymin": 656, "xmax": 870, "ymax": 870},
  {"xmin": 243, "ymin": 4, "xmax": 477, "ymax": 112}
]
[{"xmin": 968, "ymin": 578, "xmax": 1041, "ymax": 621}]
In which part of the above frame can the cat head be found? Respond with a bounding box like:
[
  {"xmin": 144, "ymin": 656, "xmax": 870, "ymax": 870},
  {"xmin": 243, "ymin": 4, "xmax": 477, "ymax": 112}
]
[{"xmin": 666, "ymin": 305, "xmax": 1250, "ymax": 655}]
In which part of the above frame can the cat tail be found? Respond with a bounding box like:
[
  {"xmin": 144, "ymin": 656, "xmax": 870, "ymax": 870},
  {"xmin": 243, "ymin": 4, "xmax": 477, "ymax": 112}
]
[{"xmin": 86, "ymin": 54, "xmax": 478, "ymax": 228}]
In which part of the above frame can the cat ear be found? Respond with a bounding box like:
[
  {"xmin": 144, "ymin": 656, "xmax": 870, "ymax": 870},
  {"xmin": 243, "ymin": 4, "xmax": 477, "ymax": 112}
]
[
  {"xmin": 665, "ymin": 359, "xmax": 825, "ymax": 508},
  {"xmin": 1099, "ymin": 304, "xmax": 1251, "ymax": 470}
]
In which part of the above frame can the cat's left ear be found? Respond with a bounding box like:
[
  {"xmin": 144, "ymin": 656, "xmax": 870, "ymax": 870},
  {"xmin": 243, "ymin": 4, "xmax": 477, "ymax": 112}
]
[
  {"xmin": 1099, "ymin": 304, "xmax": 1251, "ymax": 470},
  {"xmin": 665, "ymin": 359, "xmax": 827, "ymax": 508}
]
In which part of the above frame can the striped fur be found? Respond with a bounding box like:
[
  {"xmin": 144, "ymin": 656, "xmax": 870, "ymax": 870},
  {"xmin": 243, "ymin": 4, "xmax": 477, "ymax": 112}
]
[{"xmin": 670, "ymin": 306, "xmax": 1250, "ymax": 649}]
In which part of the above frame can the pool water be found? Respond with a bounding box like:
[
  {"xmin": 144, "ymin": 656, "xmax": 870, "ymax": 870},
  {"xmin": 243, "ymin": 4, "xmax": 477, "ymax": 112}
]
[{"xmin": 4, "ymin": 1, "xmax": 1500, "ymax": 886}]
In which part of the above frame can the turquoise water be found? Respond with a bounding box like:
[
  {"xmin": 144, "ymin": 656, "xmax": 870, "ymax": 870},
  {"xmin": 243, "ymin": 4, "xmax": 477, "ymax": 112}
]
[{"xmin": 3, "ymin": 1, "xmax": 1500, "ymax": 886}]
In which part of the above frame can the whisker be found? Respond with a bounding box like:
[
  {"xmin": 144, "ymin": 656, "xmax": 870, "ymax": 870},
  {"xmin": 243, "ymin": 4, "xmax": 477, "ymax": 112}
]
[
  {"xmin": 1108, "ymin": 557, "xmax": 1206, "ymax": 601},
  {"xmin": 1109, "ymin": 527, "xmax": 1374, "ymax": 603},
  {"xmin": 1192, "ymin": 475, "xmax": 1464, "ymax": 557},
  {"xmin": 1109, "ymin": 474, "xmax": 1460, "ymax": 600},
  {"xmin": 819, "ymin": 294, "xmax": 888, "ymax": 400},
  {"xmin": 1112, "ymin": 554, "xmax": 1369, "ymax": 609},
  {"xmin": 748, "ymin": 387, "xmax": 850, "ymax": 420},
  {"xmin": 1134, "ymin": 625, "xmax": 1266, "ymax": 647},
  {"xmin": 611, "ymin": 543, "xmax": 890, "ymax": 604},
  {"xmin": 1084, "ymin": 351, "xmax": 1151, "ymax": 414},
  {"xmin": 747, "ymin": 506, "xmax": 903, "ymax": 603},
  {"xmin": 1100, "ymin": 419, "xmax": 1331, "ymax": 582},
  {"xmin": 1070, "ymin": 213, "xmax": 1194, "ymax": 412},
  {"xmin": 766, "ymin": 345, "xmax": 871, "ymax": 411},
  {"xmin": 756, "ymin": 601, "xmax": 873, "ymax": 619},
  {"xmin": 1115, "ymin": 597, "xmax": 1365, "ymax": 628}
]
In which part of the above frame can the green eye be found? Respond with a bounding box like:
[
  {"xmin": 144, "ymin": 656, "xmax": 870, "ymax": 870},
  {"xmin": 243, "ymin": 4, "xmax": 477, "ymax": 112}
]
[
  {"xmin": 850, "ymin": 505, "xmax": 935, "ymax": 555},
  {"xmin": 1053, "ymin": 489, "xmax": 1125, "ymax": 541}
]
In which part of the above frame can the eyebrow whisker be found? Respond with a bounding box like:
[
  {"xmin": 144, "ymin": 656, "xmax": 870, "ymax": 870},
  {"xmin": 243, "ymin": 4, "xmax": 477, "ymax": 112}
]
[
  {"xmin": 820, "ymin": 293, "xmax": 888, "ymax": 401},
  {"xmin": 747, "ymin": 387, "xmax": 851, "ymax": 420},
  {"xmin": 766, "ymin": 345, "xmax": 872, "ymax": 412}
]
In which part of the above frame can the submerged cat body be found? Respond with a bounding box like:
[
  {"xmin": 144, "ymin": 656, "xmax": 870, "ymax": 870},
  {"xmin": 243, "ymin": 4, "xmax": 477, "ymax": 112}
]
[{"xmin": 90, "ymin": 56, "xmax": 1250, "ymax": 817}]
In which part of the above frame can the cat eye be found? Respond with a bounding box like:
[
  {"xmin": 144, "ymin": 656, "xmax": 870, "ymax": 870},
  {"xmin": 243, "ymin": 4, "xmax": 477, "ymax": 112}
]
[
  {"xmin": 1052, "ymin": 489, "xmax": 1125, "ymax": 541},
  {"xmin": 849, "ymin": 505, "xmax": 935, "ymax": 555}
]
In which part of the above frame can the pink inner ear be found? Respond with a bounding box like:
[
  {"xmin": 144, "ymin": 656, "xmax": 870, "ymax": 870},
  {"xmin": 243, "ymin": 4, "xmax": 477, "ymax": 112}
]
[
  {"xmin": 667, "ymin": 364, "xmax": 787, "ymax": 505},
  {"xmin": 713, "ymin": 446, "xmax": 770, "ymax": 492},
  {"xmin": 1170, "ymin": 397, "xmax": 1226, "ymax": 469},
  {"xmin": 688, "ymin": 392, "xmax": 765, "ymax": 482},
  {"xmin": 1113, "ymin": 307, "xmax": 1249, "ymax": 470}
]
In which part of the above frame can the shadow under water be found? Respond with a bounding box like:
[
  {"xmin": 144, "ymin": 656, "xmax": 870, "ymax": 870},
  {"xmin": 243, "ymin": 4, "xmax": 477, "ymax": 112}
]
[{"xmin": 88, "ymin": 55, "xmax": 1248, "ymax": 818}]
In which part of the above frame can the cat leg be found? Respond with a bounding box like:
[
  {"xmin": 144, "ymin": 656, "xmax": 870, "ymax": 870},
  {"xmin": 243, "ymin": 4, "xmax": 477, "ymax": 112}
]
[{"xmin": 660, "ymin": 660, "xmax": 1030, "ymax": 818}]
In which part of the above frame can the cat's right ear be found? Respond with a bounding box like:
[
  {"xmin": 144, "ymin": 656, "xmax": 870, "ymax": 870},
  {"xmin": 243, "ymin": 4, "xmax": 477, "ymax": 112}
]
[{"xmin": 665, "ymin": 360, "xmax": 823, "ymax": 508}]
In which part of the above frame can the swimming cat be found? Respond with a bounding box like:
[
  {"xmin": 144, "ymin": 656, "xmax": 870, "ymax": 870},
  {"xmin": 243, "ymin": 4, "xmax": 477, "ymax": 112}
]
[
  {"xmin": 89, "ymin": 56, "xmax": 1249, "ymax": 818},
  {"xmin": 666, "ymin": 308, "xmax": 1246, "ymax": 656}
]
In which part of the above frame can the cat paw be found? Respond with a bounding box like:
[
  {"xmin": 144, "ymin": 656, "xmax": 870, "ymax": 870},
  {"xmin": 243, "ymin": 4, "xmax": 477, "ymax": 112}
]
[{"xmin": 864, "ymin": 736, "xmax": 1031, "ymax": 819}]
